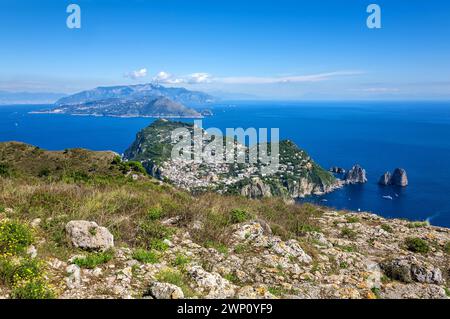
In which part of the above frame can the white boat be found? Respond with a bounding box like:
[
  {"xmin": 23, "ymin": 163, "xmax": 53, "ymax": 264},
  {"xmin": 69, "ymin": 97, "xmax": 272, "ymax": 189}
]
[{"xmin": 382, "ymin": 195, "xmax": 393, "ymax": 200}]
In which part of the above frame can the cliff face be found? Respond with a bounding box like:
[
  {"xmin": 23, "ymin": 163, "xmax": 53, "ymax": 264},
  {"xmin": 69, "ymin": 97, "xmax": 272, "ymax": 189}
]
[{"xmin": 124, "ymin": 120, "xmax": 339, "ymax": 199}]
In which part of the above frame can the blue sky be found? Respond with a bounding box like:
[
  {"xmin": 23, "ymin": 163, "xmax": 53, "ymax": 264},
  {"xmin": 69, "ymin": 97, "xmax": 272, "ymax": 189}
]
[{"xmin": 0, "ymin": 0, "xmax": 449, "ymax": 99}]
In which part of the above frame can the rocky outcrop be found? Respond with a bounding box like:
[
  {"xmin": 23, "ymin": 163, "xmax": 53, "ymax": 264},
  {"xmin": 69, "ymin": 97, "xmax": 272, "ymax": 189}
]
[
  {"xmin": 380, "ymin": 256, "xmax": 443, "ymax": 284},
  {"xmin": 345, "ymin": 164, "xmax": 367, "ymax": 184},
  {"xmin": 378, "ymin": 168, "xmax": 408, "ymax": 187},
  {"xmin": 65, "ymin": 220, "xmax": 114, "ymax": 251},
  {"xmin": 378, "ymin": 172, "xmax": 391, "ymax": 186},
  {"xmin": 391, "ymin": 168, "xmax": 408, "ymax": 186},
  {"xmin": 31, "ymin": 211, "xmax": 449, "ymax": 300},
  {"xmin": 240, "ymin": 178, "xmax": 272, "ymax": 199}
]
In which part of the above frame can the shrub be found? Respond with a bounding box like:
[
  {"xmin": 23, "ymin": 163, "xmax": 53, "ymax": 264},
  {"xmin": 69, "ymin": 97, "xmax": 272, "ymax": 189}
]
[
  {"xmin": 204, "ymin": 240, "xmax": 228, "ymax": 255},
  {"xmin": 408, "ymin": 221, "xmax": 429, "ymax": 228},
  {"xmin": 172, "ymin": 253, "xmax": 190, "ymax": 267},
  {"xmin": 38, "ymin": 168, "xmax": 51, "ymax": 178},
  {"xmin": 229, "ymin": 209, "xmax": 250, "ymax": 224},
  {"xmin": 147, "ymin": 207, "xmax": 164, "ymax": 221},
  {"xmin": 444, "ymin": 242, "xmax": 450, "ymax": 254},
  {"xmin": 0, "ymin": 220, "xmax": 34, "ymax": 255},
  {"xmin": 11, "ymin": 279, "xmax": 54, "ymax": 299},
  {"xmin": 0, "ymin": 163, "xmax": 12, "ymax": 177},
  {"xmin": 381, "ymin": 224, "xmax": 393, "ymax": 233},
  {"xmin": 346, "ymin": 216, "xmax": 359, "ymax": 223},
  {"xmin": 137, "ymin": 220, "xmax": 172, "ymax": 251},
  {"xmin": 13, "ymin": 258, "xmax": 41, "ymax": 283},
  {"xmin": 296, "ymin": 223, "xmax": 321, "ymax": 235},
  {"xmin": 72, "ymin": 249, "xmax": 114, "ymax": 269},
  {"xmin": 132, "ymin": 249, "xmax": 159, "ymax": 264},
  {"xmin": 340, "ymin": 227, "xmax": 357, "ymax": 240},
  {"xmin": 405, "ymin": 237, "xmax": 429, "ymax": 254}
]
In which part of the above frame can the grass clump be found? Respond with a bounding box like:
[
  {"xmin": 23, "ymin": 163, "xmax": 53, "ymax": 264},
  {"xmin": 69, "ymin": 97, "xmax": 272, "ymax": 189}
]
[
  {"xmin": 155, "ymin": 268, "xmax": 194, "ymax": 297},
  {"xmin": 405, "ymin": 237, "xmax": 429, "ymax": 254},
  {"xmin": 407, "ymin": 221, "xmax": 429, "ymax": 228},
  {"xmin": 229, "ymin": 209, "xmax": 251, "ymax": 224},
  {"xmin": 0, "ymin": 220, "xmax": 34, "ymax": 255},
  {"xmin": 172, "ymin": 253, "xmax": 190, "ymax": 267},
  {"xmin": 371, "ymin": 287, "xmax": 381, "ymax": 299},
  {"xmin": 72, "ymin": 249, "xmax": 114, "ymax": 269},
  {"xmin": 444, "ymin": 242, "xmax": 450, "ymax": 254},
  {"xmin": 340, "ymin": 227, "xmax": 357, "ymax": 240},
  {"xmin": 345, "ymin": 216, "xmax": 359, "ymax": 223},
  {"xmin": 132, "ymin": 248, "xmax": 160, "ymax": 264},
  {"xmin": 147, "ymin": 206, "xmax": 164, "ymax": 221},
  {"xmin": 0, "ymin": 163, "xmax": 12, "ymax": 177},
  {"xmin": 136, "ymin": 219, "xmax": 173, "ymax": 251},
  {"xmin": 204, "ymin": 240, "xmax": 228, "ymax": 255},
  {"xmin": 381, "ymin": 224, "xmax": 393, "ymax": 233}
]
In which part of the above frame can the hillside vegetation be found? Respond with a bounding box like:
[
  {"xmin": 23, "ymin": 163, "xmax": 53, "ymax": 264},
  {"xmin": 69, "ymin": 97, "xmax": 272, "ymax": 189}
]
[{"xmin": 0, "ymin": 142, "xmax": 449, "ymax": 299}]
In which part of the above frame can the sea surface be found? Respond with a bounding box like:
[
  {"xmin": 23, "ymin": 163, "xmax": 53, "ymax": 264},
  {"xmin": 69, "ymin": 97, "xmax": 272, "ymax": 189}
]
[{"xmin": 1, "ymin": 101, "xmax": 450, "ymax": 227}]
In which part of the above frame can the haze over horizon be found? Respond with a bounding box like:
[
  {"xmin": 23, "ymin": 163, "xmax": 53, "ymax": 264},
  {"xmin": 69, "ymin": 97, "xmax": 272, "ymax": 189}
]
[{"xmin": 1, "ymin": 0, "xmax": 450, "ymax": 100}]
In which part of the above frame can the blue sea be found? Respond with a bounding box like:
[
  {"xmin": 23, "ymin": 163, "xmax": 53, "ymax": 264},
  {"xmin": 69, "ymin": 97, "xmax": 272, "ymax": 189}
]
[{"xmin": 1, "ymin": 101, "xmax": 450, "ymax": 227}]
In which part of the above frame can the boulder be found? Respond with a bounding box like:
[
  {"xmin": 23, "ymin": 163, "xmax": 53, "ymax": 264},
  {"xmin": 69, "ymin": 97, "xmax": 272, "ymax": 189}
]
[
  {"xmin": 66, "ymin": 264, "xmax": 81, "ymax": 289},
  {"xmin": 378, "ymin": 172, "xmax": 391, "ymax": 186},
  {"xmin": 391, "ymin": 168, "xmax": 408, "ymax": 186},
  {"xmin": 186, "ymin": 265, "xmax": 236, "ymax": 298},
  {"xmin": 146, "ymin": 282, "xmax": 184, "ymax": 299},
  {"xmin": 65, "ymin": 220, "xmax": 114, "ymax": 251},
  {"xmin": 345, "ymin": 164, "xmax": 367, "ymax": 184}
]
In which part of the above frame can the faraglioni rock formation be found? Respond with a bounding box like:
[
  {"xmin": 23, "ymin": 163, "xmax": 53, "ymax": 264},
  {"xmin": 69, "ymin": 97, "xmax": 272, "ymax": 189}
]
[
  {"xmin": 378, "ymin": 172, "xmax": 392, "ymax": 186},
  {"xmin": 344, "ymin": 164, "xmax": 367, "ymax": 184},
  {"xmin": 378, "ymin": 168, "xmax": 408, "ymax": 187}
]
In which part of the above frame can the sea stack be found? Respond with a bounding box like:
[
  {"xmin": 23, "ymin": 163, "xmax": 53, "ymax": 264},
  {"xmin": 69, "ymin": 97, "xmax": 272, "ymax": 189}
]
[
  {"xmin": 378, "ymin": 172, "xmax": 392, "ymax": 186},
  {"xmin": 378, "ymin": 168, "xmax": 408, "ymax": 187},
  {"xmin": 345, "ymin": 164, "xmax": 367, "ymax": 184},
  {"xmin": 391, "ymin": 168, "xmax": 408, "ymax": 187}
]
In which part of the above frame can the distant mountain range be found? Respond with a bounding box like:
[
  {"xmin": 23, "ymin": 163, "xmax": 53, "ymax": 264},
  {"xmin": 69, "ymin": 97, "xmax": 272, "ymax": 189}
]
[
  {"xmin": 55, "ymin": 83, "xmax": 216, "ymax": 107},
  {"xmin": 0, "ymin": 91, "xmax": 66, "ymax": 105},
  {"xmin": 32, "ymin": 83, "xmax": 217, "ymax": 118}
]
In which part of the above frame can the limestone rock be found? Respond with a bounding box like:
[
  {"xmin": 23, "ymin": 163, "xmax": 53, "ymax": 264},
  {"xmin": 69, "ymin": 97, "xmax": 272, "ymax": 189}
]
[
  {"xmin": 65, "ymin": 220, "xmax": 114, "ymax": 251},
  {"xmin": 378, "ymin": 168, "xmax": 408, "ymax": 187},
  {"xmin": 345, "ymin": 164, "xmax": 367, "ymax": 184},
  {"xmin": 186, "ymin": 265, "xmax": 236, "ymax": 298},
  {"xmin": 378, "ymin": 172, "xmax": 391, "ymax": 186},
  {"xmin": 391, "ymin": 168, "xmax": 408, "ymax": 187},
  {"xmin": 146, "ymin": 282, "xmax": 184, "ymax": 299},
  {"xmin": 381, "ymin": 256, "xmax": 443, "ymax": 284},
  {"xmin": 66, "ymin": 264, "xmax": 81, "ymax": 289}
]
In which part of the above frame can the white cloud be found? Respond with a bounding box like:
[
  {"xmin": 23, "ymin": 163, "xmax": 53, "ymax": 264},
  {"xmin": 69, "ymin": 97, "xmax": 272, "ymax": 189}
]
[
  {"xmin": 151, "ymin": 70, "xmax": 361, "ymax": 85},
  {"xmin": 125, "ymin": 68, "xmax": 148, "ymax": 80},
  {"xmin": 153, "ymin": 72, "xmax": 212, "ymax": 84},
  {"xmin": 186, "ymin": 73, "xmax": 213, "ymax": 84}
]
